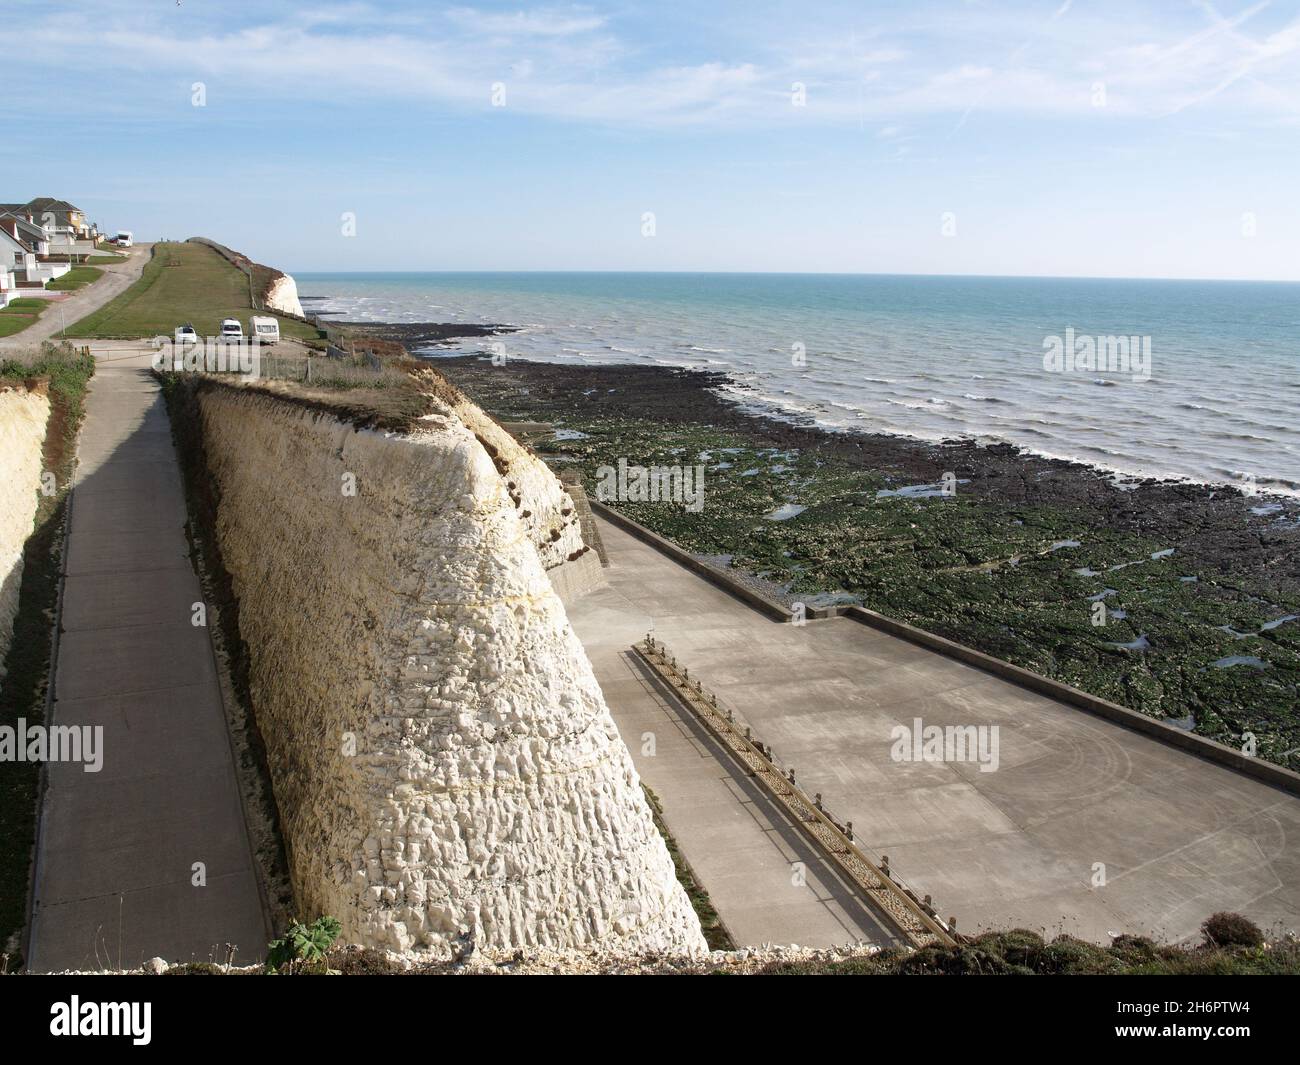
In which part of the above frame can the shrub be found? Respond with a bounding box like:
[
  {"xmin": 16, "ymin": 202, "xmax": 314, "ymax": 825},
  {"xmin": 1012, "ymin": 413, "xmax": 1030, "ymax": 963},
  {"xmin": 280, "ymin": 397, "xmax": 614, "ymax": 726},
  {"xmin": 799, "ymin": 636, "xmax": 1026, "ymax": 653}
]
[
  {"xmin": 328, "ymin": 947, "xmax": 399, "ymax": 975},
  {"xmin": 1201, "ymin": 912, "xmax": 1263, "ymax": 949},
  {"xmin": 163, "ymin": 962, "xmax": 226, "ymax": 976}
]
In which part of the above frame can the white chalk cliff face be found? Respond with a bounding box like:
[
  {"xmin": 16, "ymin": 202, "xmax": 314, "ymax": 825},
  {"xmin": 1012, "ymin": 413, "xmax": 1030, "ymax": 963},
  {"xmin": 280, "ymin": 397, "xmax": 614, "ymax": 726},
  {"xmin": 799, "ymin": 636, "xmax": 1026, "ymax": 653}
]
[
  {"xmin": 0, "ymin": 385, "xmax": 50, "ymax": 678},
  {"xmin": 196, "ymin": 386, "xmax": 705, "ymax": 956},
  {"xmin": 264, "ymin": 273, "xmax": 304, "ymax": 318},
  {"xmin": 432, "ymin": 377, "xmax": 587, "ymax": 571}
]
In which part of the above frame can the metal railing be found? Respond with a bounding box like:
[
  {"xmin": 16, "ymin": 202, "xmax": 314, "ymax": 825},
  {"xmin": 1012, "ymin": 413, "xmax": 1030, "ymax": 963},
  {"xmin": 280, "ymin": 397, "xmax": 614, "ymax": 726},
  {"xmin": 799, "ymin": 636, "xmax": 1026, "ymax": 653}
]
[{"xmin": 635, "ymin": 635, "xmax": 957, "ymax": 949}]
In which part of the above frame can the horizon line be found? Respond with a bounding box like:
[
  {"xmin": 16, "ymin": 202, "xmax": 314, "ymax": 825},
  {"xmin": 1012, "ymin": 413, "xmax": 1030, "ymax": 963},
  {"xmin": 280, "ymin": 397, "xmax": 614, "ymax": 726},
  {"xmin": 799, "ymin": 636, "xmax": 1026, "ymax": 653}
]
[{"xmin": 287, "ymin": 267, "xmax": 1300, "ymax": 285}]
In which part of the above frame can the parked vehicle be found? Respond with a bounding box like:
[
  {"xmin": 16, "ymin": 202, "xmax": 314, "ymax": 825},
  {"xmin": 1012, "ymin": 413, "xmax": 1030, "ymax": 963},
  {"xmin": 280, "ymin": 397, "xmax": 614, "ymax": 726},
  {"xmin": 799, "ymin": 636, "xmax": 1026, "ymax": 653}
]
[
  {"xmin": 112, "ymin": 231, "xmax": 133, "ymax": 247},
  {"xmin": 219, "ymin": 317, "xmax": 244, "ymax": 342},
  {"xmin": 174, "ymin": 323, "xmax": 199, "ymax": 345},
  {"xmin": 249, "ymin": 315, "xmax": 280, "ymax": 343}
]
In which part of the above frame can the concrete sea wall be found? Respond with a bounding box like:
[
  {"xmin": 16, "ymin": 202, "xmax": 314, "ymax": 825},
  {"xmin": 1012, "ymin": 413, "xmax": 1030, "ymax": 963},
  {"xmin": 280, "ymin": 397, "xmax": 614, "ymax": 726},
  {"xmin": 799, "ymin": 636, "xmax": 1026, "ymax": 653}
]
[
  {"xmin": 187, "ymin": 383, "xmax": 704, "ymax": 956},
  {"xmin": 0, "ymin": 383, "xmax": 51, "ymax": 677}
]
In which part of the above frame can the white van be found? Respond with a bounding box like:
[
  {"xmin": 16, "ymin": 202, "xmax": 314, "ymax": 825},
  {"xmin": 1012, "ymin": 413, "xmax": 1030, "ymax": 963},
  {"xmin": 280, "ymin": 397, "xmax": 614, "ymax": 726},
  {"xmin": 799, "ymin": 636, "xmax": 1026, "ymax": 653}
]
[
  {"xmin": 113, "ymin": 231, "xmax": 133, "ymax": 247},
  {"xmin": 219, "ymin": 318, "xmax": 244, "ymax": 342},
  {"xmin": 249, "ymin": 316, "xmax": 280, "ymax": 343}
]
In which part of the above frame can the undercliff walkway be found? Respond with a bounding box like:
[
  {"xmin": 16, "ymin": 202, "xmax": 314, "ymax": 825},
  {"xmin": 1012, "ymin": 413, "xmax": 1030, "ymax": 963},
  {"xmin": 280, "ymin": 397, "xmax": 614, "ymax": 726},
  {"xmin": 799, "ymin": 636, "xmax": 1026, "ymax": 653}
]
[
  {"xmin": 569, "ymin": 516, "xmax": 1300, "ymax": 946},
  {"xmin": 27, "ymin": 345, "xmax": 268, "ymax": 972}
]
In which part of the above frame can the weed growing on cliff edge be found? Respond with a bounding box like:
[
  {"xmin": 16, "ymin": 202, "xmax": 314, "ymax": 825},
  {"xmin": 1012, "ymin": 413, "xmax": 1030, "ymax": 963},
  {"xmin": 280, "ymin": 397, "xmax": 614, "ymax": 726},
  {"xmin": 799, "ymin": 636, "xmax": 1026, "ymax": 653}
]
[
  {"xmin": 1202, "ymin": 912, "xmax": 1264, "ymax": 949},
  {"xmin": 266, "ymin": 916, "xmax": 342, "ymax": 975}
]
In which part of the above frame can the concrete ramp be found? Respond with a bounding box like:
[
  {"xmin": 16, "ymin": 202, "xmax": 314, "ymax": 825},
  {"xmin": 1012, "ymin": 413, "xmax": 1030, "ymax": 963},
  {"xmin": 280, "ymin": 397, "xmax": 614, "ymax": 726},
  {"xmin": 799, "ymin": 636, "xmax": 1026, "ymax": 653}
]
[{"xmin": 571, "ymin": 515, "xmax": 1300, "ymax": 945}]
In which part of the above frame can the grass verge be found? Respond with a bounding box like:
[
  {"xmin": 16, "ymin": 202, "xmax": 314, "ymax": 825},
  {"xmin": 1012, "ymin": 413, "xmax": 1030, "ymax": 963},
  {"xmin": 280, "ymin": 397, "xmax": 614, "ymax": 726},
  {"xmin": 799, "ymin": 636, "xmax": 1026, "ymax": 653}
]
[
  {"xmin": 0, "ymin": 299, "xmax": 49, "ymax": 338},
  {"xmin": 46, "ymin": 266, "xmax": 102, "ymax": 292},
  {"xmin": 0, "ymin": 342, "xmax": 95, "ymax": 966}
]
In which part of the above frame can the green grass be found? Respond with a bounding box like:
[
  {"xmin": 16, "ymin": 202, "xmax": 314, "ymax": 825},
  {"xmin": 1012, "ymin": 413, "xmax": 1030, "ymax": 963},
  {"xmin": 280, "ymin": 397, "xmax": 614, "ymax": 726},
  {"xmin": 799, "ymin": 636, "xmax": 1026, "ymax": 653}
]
[
  {"xmin": 64, "ymin": 241, "xmax": 318, "ymax": 341},
  {"xmin": 46, "ymin": 266, "xmax": 102, "ymax": 292},
  {"xmin": 86, "ymin": 254, "xmax": 126, "ymax": 265},
  {"xmin": 0, "ymin": 299, "xmax": 49, "ymax": 338},
  {"xmin": 0, "ymin": 342, "xmax": 96, "ymax": 965}
]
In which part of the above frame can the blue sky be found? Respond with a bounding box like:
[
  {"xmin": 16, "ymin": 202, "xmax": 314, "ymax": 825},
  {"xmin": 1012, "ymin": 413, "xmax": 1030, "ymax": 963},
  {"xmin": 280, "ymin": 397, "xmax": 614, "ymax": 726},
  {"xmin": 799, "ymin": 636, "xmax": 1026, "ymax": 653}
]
[{"xmin": 7, "ymin": 0, "xmax": 1300, "ymax": 278}]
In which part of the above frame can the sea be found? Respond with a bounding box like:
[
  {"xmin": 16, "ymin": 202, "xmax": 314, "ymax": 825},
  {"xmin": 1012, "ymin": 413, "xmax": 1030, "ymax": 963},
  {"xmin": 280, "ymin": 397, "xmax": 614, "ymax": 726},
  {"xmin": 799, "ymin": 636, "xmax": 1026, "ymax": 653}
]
[{"xmin": 294, "ymin": 272, "xmax": 1300, "ymax": 498}]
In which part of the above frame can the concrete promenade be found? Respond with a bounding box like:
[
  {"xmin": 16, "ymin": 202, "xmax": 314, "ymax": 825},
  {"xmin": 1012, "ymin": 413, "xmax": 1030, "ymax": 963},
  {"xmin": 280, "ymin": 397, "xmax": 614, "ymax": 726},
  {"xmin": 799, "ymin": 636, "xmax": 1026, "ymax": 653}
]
[
  {"xmin": 570, "ymin": 517, "xmax": 1300, "ymax": 945},
  {"xmin": 27, "ymin": 348, "xmax": 267, "ymax": 971}
]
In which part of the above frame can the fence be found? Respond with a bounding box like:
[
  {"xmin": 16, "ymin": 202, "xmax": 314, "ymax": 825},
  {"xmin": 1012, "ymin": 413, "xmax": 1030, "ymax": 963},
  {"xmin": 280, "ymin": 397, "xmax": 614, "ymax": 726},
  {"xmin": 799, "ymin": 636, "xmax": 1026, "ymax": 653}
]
[
  {"xmin": 635, "ymin": 634, "xmax": 956, "ymax": 949},
  {"xmin": 254, "ymin": 352, "xmax": 406, "ymax": 388}
]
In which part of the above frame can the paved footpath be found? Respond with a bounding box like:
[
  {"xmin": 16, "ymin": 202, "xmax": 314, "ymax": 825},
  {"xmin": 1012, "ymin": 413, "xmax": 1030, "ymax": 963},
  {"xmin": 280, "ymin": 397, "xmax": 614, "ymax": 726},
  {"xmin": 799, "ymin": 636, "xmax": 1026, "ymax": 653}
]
[
  {"xmin": 570, "ymin": 517, "xmax": 1300, "ymax": 945},
  {"xmin": 28, "ymin": 348, "xmax": 267, "ymax": 971}
]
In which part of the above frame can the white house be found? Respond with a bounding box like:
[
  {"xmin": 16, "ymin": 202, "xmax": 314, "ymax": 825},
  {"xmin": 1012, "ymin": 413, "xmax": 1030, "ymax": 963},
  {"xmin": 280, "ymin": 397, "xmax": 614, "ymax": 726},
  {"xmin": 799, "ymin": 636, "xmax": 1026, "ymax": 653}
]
[
  {"xmin": 0, "ymin": 215, "xmax": 71, "ymax": 287},
  {"xmin": 0, "ymin": 264, "xmax": 15, "ymax": 308}
]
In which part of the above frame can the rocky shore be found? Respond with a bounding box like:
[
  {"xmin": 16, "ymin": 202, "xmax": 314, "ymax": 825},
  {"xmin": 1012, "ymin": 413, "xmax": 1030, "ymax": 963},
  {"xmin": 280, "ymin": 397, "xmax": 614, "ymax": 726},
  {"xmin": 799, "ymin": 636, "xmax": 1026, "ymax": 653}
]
[
  {"xmin": 296, "ymin": 313, "xmax": 516, "ymax": 349},
  {"xmin": 425, "ymin": 353, "xmax": 1300, "ymax": 770}
]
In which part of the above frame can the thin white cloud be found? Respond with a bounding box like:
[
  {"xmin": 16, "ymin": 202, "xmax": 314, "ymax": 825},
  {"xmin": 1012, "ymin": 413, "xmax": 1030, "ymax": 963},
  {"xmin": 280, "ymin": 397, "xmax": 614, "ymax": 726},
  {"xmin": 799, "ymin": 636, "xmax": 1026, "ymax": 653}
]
[
  {"xmin": 446, "ymin": 5, "xmax": 608, "ymax": 37},
  {"xmin": 13, "ymin": 1, "xmax": 1300, "ymax": 129}
]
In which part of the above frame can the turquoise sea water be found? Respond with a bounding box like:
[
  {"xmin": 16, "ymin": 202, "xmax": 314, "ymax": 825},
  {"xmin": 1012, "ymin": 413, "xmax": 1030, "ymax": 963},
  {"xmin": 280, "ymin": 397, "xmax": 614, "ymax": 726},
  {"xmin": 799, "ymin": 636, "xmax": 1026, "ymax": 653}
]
[{"xmin": 295, "ymin": 272, "xmax": 1300, "ymax": 496}]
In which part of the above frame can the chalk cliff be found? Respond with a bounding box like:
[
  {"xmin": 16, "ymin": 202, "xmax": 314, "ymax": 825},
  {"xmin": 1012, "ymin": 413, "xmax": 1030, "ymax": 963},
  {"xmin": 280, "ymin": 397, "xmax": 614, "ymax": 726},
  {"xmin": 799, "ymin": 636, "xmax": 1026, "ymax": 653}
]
[
  {"xmin": 264, "ymin": 273, "xmax": 304, "ymax": 318},
  {"xmin": 187, "ymin": 382, "xmax": 705, "ymax": 956},
  {"xmin": 418, "ymin": 371, "xmax": 602, "ymax": 601},
  {"xmin": 0, "ymin": 384, "xmax": 50, "ymax": 677}
]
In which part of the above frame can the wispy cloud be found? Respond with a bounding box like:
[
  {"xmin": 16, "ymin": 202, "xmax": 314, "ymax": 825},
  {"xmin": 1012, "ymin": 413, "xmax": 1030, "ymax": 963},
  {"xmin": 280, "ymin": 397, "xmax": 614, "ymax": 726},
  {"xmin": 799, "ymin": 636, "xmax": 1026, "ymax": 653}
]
[
  {"xmin": 445, "ymin": 5, "xmax": 609, "ymax": 36},
  {"xmin": 12, "ymin": 1, "xmax": 1300, "ymax": 129}
]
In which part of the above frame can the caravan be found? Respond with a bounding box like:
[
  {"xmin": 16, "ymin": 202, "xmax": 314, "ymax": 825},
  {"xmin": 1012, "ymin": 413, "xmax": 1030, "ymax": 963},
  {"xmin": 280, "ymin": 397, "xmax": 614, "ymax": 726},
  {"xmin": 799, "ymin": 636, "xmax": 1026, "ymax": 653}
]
[{"xmin": 249, "ymin": 315, "xmax": 280, "ymax": 343}]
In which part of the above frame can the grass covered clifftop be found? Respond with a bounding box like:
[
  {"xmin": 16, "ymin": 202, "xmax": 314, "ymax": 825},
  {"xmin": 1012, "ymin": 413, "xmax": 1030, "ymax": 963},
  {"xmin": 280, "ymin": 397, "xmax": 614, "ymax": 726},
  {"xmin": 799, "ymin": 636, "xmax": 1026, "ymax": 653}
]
[{"xmin": 63, "ymin": 241, "xmax": 317, "ymax": 341}]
